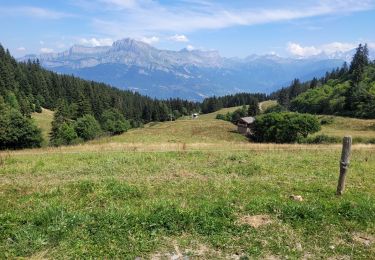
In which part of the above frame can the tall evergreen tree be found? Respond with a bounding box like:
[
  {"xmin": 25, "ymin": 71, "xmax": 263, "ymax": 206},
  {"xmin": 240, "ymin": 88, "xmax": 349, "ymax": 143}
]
[
  {"xmin": 247, "ymin": 98, "xmax": 260, "ymax": 116},
  {"xmin": 350, "ymin": 44, "xmax": 369, "ymax": 84}
]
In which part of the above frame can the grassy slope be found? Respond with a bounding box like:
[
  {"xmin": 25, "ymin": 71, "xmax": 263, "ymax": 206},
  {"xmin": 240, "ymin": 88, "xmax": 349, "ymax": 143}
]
[
  {"xmin": 1, "ymin": 107, "xmax": 375, "ymax": 259},
  {"xmin": 315, "ymin": 115, "xmax": 375, "ymax": 141},
  {"xmin": 93, "ymin": 108, "xmax": 248, "ymax": 144},
  {"xmin": 31, "ymin": 108, "xmax": 54, "ymax": 146},
  {"xmin": 259, "ymin": 100, "xmax": 278, "ymax": 112}
]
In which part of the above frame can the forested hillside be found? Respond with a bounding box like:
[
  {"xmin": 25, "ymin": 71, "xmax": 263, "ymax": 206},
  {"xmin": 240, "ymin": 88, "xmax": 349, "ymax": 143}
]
[
  {"xmin": 0, "ymin": 44, "xmax": 200, "ymax": 149},
  {"xmin": 271, "ymin": 44, "xmax": 375, "ymax": 118}
]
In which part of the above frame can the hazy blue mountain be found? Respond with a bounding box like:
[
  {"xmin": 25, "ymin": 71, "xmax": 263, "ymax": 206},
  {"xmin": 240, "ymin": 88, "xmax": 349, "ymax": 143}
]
[{"xmin": 20, "ymin": 38, "xmax": 368, "ymax": 100}]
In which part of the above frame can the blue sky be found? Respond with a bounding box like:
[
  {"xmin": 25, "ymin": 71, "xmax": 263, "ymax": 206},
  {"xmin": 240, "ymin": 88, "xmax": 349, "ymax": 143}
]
[{"xmin": 0, "ymin": 0, "xmax": 374, "ymax": 58}]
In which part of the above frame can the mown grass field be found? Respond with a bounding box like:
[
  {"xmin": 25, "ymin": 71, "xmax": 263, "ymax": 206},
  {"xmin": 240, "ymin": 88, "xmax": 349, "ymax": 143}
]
[{"xmin": 1, "ymin": 105, "xmax": 375, "ymax": 259}]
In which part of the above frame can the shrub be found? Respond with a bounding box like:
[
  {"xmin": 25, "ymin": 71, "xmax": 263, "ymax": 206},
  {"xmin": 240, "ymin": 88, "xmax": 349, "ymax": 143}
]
[
  {"xmin": 0, "ymin": 103, "xmax": 43, "ymax": 149},
  {"xmin": 50, "ymin": 122, "xmax": 80, "ymax": 146},
  {"xmin": 229, "ymin": 107, "xmax": 248, "ymax": 123},
  {"xmin": 252, "ymin": 112, "xmax": 321, "ymax": 143},
  {"xmin": 75, "ymin": 115, "xmax": 102, "ymax": 141},
  {"xmin": 215, "ymin": 114, "xmax": 226, "ymax": 120},
  {"xmin": 100, "ymin": 109, "xmax": 130, "ymax": 135},
  {"xmin": 300, "ymin": 134, "xmax": 341, "ymax": 144},
  {"xmin": 264, "ymin": 104, "xmax": 287, "ymax": 114}
]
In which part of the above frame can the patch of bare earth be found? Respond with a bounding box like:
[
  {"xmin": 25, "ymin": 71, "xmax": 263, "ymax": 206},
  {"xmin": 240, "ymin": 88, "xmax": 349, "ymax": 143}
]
[
  {"xmin": 237, "ymin": 214, "xmax": 273, "ymax": 228},
  {"xmin": 151, "ymin": 243, "xmax": 222, "ymax": 259},
  {"xmin": 352, "ymin": 232, "xmax": 374, "ymax": 247}
]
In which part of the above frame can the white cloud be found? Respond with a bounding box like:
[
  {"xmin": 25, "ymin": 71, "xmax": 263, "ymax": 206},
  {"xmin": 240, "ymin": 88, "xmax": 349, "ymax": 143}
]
[
  {"xmin": 139, "ymin": 36, "xmax": 159, "ymax": 45},
  {"xmin": 17, "ymin": 47, "xmax": 26, "ymax": 52},
  {"xmin": 168, "ymin": 34, "xmax": 189, "ymax": 42},
  {"xmin": 79, "ymin": 37, "xmax": 113, "ymax": 46},
  {"xmin": 321, "ymin": 42, "xmax": 357, "ymax": 53},
  {"xmin": 92, "ymin": 0, "xmax": 374, "ymax": 37},
  {"xmin": 0, "ymin": 6, "xmax": 72, "ymax": 19},
  {"xmin": 186, "ymin": 45, "xmax": 195, "ymax": 51},
  {"xmin": 39, "ymin": 41, "xmax": 45, "ymax": 45},
  {"xmin": 287, "ymin": 43, "xmax": 321, "ymax": 56},
  {"xmin": 287, "ymin": 42, "xmax": 359, "ymax": 57},
  {"xmin": 40, "ymin": 48, "xmax": 54, "ymax": 53}
]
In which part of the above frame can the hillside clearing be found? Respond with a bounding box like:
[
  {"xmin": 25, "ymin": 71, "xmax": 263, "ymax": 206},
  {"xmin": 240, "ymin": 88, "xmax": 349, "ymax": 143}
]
[
  {"xmin": 93, "ymin": 116, "xmax": 248, "ymax": 144},
  {"xmin": 31, "ymin": 108, "xmax": 54, "ymax": 146}
]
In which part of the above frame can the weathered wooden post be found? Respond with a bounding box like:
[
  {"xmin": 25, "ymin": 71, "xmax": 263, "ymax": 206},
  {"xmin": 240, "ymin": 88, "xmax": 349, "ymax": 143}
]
[{"xmin": 336, "ymin": 136, "xmax": 352, "ymax": 196}]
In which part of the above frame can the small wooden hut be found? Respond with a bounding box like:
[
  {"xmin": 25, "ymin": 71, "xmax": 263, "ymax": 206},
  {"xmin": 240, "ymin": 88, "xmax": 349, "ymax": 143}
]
[{"xmin": 237, "ymin": 117, "xmax": 255, "ymax": 135}]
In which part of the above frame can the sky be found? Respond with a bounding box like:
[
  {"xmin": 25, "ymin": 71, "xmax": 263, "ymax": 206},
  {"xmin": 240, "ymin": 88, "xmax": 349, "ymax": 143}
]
[{"xmin": 0, "ymin": 0, "xmax": 374, "ymax": 58}]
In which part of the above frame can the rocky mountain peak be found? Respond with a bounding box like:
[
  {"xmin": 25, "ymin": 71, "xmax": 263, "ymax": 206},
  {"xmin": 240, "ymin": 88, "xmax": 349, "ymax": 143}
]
[{"xmin": 111, "ymin": 38, "xmax": 153, "ymax": 52}]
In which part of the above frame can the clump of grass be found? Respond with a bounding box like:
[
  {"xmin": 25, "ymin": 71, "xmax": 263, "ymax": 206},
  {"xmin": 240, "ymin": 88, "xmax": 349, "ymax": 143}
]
[{"xmin": 103, "ymin": 179, "xmax": 142, "ymax": 199}]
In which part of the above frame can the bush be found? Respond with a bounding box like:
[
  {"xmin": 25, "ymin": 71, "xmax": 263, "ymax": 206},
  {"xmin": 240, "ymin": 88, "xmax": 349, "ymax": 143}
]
[
  {"xmin": 264, "ymin": 104, "xmax": 287, "ymax": 114},
  {"xmin": 100, "ymin": 109, "xmax": 130, "ymax": 135},
  {"xmin": 215, "ymin": 114, "xmax": 226, "ymax": 120},
  {"xmin": 230, "ymin": 106, "xmax": 248, "ymax": 123},
  {"xmin": 0, "ymin": 102, "xmax": 43, "ymax": 149},
  {"xmin": 75, "ymin": 115, "xmax": 102, "ymax": 141},
  {"xmin": 50, "ymin": 122, "xmax": 80, "ymax": 146},
  {"xmin": 300, "ymin": 134, "xmax": 341, "ymax": 144},
  {"xmin": 252, "ymin": 112, "xmax": 321, "ymax": 143}
]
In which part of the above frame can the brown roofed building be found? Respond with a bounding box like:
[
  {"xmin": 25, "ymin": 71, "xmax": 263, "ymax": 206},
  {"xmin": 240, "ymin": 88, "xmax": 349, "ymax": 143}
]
[{"xmin": 237, "ymin": 117, "xmax": 255, "ymax": 136}]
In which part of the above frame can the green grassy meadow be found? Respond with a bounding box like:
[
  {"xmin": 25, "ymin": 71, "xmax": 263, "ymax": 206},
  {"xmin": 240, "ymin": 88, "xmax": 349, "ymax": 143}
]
[{"xmin": 1, "ymin": 106, "xmax": 375, "ymax": 259}]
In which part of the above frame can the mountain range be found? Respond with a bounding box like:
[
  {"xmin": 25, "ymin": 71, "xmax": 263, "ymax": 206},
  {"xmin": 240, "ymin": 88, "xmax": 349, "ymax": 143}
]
[{"xmin": 20, "ymin": 38, "xmax": 374, "ymax": 100}]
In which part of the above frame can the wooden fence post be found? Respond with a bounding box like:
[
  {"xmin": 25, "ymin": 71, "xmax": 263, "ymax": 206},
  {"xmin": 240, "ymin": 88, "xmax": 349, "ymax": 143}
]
[{"xmin": 336, "ymin": 136, "xmax": 352, "ymax": 196}]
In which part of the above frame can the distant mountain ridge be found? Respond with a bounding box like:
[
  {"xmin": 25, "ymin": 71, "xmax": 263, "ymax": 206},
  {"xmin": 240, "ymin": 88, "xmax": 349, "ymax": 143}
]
[{"xmin": 19, "ymin": 38, "xmax": 374, "ymax": 100}]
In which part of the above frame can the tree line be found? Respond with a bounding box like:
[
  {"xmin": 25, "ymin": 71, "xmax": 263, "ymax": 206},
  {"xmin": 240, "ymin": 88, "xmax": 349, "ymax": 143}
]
[{"xmin": 201, "ymin": 92, "xmax": 267, "ymax": 114}]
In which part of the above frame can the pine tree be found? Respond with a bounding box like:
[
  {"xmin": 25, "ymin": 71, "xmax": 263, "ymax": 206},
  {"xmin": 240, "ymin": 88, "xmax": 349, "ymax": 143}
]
[
  {"xmin": 350, "ymin": 44, "xmax": 369, "ymax": 84},
  {"xmin": 309, "ymin": 77, "xmax": 319, "ymax": 89},
  {"xmin": 247, "ymin": 98, "xmax": 260, "ymax": 116},
  {"xmin": 75, "ymin": 94, "xmax": 92, "ymax": 118}
]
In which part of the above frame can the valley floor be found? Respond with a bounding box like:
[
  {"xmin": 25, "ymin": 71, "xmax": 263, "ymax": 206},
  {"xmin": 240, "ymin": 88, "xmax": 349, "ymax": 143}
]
[{"xmin": 1, "ymin": 109, "xmax": 375, "ymax": 259}]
